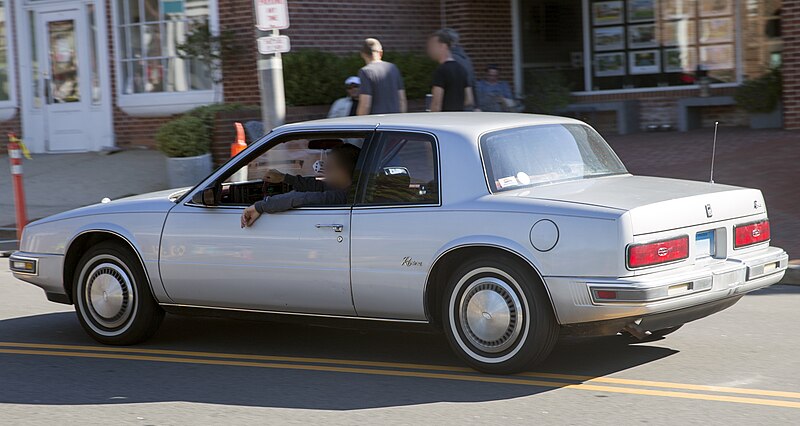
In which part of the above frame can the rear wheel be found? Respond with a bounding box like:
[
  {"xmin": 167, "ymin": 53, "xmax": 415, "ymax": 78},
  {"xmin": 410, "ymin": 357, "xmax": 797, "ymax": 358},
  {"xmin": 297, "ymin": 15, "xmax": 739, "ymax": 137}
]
[
  {"xmin": 73, "ymin": 241, "xmax": 164, "ymax": 345},
  {"xmin": 442, "ymin": 255, "xmax": 559, "ymax": 374}
]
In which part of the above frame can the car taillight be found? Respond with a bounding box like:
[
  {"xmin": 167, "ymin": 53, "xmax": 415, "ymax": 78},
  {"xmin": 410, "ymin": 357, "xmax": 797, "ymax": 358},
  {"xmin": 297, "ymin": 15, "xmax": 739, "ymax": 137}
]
[
  {"xmin": 627, "ymin": 236, "xmax": 689, "ymax": 269},
  {"xmin": 734, "ymin": 220, "xmax": 770, "ymax": 248}
]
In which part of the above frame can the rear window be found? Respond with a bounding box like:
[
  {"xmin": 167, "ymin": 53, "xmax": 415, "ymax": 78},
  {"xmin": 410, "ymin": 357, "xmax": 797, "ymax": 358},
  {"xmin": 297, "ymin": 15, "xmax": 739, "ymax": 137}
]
[{"xmin": 480, "ymin": 124, "xmax": 627, "ymax": 192}]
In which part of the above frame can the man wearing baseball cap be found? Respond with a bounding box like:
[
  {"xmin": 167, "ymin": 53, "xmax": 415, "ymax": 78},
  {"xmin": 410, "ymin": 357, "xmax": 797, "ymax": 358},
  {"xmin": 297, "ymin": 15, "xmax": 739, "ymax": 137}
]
[{"xmin": 327, "ymin": 76, "xmax": 361, "ymax": 118}]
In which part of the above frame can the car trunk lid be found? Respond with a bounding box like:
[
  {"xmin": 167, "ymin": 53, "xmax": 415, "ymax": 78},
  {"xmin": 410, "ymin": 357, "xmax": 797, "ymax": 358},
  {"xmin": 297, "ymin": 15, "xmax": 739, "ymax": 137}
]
[{"xmin": 497, "ymin": 175, "xmax": 765, "ymax": 234}]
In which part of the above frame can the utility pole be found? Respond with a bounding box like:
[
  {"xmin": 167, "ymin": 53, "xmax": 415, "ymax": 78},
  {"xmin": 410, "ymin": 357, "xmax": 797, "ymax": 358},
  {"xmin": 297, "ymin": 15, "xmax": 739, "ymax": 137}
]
[
  {"xmin": 253, "ymin": 0, "xmax": 291, "ymax": 133},
  {"xmin": 258, "ymin": 29, "xmax": 286, "ymax": 131}
]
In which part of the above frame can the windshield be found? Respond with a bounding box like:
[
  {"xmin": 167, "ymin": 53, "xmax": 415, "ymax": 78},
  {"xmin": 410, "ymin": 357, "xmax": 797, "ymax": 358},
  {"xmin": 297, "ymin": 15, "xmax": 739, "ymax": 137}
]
[{"xmin": 480, "ymin": 124, "xmax": 627, "ymax": 192}]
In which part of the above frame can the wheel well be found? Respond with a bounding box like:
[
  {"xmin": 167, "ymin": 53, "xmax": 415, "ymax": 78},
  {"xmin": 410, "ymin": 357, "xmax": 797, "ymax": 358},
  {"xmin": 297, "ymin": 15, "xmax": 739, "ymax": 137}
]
[
  {"xmin": 424, "ymin": 246, "xmax": 551, "ymax": 329},
  {"xmin": 62, "ymin": 232, "xmax": 138, "ymax": 304}
]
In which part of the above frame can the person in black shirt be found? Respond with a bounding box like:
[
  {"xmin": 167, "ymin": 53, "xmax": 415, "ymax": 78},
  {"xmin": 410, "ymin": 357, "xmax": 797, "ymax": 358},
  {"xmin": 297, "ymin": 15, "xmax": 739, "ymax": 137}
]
[{"xmin": 427, "ymin": 30, "xmax": 475, "ymax": 112}]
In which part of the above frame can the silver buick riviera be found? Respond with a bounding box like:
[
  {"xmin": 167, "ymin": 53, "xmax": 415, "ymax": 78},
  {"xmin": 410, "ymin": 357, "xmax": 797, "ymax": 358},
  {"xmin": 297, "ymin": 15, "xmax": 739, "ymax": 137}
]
[{"xmin": 9, "ymin": 113, "xmax": 788, "ymax": 374}]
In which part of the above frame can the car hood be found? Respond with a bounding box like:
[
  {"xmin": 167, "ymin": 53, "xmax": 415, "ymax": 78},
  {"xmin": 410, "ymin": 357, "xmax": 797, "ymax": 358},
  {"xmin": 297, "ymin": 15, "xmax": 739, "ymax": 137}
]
[
  {"xmin": 32, "ymin": 187, "xmax": 189, "ymax": 225},
  {"xmin": 498, "ymin": 175, "xmax": 765, "ymax": 234}
]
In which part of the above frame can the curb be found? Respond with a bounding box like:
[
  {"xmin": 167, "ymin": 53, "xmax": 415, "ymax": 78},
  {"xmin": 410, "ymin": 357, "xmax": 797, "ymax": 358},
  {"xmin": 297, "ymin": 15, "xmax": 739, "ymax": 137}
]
[{"xmin": 779, "ymin": 261, "xmax": 800, "ymax": 286}]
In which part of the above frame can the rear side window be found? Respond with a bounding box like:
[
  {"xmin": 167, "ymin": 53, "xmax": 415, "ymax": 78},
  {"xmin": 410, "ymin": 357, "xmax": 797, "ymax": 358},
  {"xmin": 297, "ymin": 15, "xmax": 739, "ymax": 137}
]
[{"xmin": 360, "ymin": 132, "xmax": 439, "ymax": 205}]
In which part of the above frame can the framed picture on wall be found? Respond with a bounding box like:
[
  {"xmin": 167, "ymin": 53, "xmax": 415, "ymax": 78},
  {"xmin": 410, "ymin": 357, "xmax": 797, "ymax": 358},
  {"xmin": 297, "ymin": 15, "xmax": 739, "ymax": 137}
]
[
  {"xmin": 628, "ymin": 24, "xmax": 658, "ymax": 48},
  {"xmin": 662, "ymin": 0, "xmax": 695, "ymax": 19},
  {"xmin": 627, "ymin": 0, "xmax": 656, "ymax": 23},
  {"xmin": 662, "ymin": 19, "xmax": 695, "ymax": 46},
  {"xmin": 629, "ymin": 50, "xmax": 661, "ymax": 74},
  {"xmin": 593, "ymin": 1, "xmax": 625, "ymax": 26},
  {"xmin": 595, "ymin": 52, "xmax": 627, "ymax": 77},
  {"xmin": 593, "ymin": 26, "xmax": 625, "ymax": 51},
  {"xmin": 699, "ymin": 18, "xmax": 733, "ymax": 44},
  {"xmin": 663, "ymin": 47, "xmax": 696, "ymax": 72},
  {"xmin": 699, "ymin": 44, "xmax": 734, "ymax": 70},
  {"xmin": 699, "ymin": 0, "xmax": 731, "ymax": 17}
]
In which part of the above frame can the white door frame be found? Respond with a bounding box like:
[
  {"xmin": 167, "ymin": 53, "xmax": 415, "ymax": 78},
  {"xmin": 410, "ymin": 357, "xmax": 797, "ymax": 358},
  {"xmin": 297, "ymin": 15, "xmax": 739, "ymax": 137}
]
[{"xmin": 15, "ymin": 0, "xmax": 114, "ymax": 153}]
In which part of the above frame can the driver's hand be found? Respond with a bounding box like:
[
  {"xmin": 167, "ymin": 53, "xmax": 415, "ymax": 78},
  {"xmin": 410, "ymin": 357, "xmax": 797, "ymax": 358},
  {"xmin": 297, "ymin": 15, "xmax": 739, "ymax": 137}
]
[
  {"xmin": 264, "ymin": 169, "xmax": 285, "ymax": 183},
  {"xmin": 241, "ymin": 205, "xmax": 262, "ymax": 228}
]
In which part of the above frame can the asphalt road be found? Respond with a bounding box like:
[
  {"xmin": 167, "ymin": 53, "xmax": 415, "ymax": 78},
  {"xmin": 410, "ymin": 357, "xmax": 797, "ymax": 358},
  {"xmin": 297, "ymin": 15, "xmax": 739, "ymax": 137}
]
[{"xmin": 1, "ymin": 264, "xmax": 799, "ymax": 425}]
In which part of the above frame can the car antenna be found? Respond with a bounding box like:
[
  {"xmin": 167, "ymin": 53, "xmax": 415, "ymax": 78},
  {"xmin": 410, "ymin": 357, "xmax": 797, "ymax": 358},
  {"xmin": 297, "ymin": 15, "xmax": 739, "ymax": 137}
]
[{"xmin": 709, "ymin": 121, "xmax": 719, "ymax": 184}]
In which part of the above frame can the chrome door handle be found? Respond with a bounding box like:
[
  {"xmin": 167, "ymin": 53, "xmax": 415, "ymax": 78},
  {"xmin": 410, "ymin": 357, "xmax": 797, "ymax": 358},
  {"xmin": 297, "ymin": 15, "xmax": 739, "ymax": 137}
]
[{"xmin": 315, "ymin": 224, "xmax": 343, "ymax": 232}]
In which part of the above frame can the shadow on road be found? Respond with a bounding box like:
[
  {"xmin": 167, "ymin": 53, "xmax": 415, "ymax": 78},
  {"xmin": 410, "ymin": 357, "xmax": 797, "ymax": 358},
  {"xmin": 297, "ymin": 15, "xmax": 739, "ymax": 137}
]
[{"xmin": 0, "ymin": 312, "xmax": 677, "ymax": 409}]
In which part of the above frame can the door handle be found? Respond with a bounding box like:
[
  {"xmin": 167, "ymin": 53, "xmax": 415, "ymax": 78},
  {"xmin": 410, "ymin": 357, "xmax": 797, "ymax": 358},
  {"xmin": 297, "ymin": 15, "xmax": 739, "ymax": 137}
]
[{"xmin": 315, "ymin": 224, "xmax": 343, "ymax": 232}]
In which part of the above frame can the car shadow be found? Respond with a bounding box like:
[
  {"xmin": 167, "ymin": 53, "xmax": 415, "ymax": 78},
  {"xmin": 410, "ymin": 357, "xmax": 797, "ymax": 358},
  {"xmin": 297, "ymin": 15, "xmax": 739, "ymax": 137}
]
[{"xmin": 0, "ymin": 311, "xmax": 677, "ymax": 410}]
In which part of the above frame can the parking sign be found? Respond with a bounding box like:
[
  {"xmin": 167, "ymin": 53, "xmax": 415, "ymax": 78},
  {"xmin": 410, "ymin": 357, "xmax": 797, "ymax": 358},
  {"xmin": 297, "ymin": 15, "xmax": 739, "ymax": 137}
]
[
  {"xmin": 257, "ymin": 35, "xmax": 291, "ymax": 54},
  {"xmin": 255, "ymin": 0, "xmax": 290, "ymax": 31}
]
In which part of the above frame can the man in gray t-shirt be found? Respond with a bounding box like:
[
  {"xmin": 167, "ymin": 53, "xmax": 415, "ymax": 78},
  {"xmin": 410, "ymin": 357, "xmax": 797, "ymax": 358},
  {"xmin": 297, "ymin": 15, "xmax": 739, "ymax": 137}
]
[{"xmin": 356, "ymin": 38, "xmax": 407, "ymax": 115}]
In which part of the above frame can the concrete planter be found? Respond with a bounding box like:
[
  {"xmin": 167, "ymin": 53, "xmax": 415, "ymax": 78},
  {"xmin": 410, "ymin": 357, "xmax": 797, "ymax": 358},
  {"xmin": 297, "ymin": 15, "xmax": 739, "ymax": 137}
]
[
  {"xmin": 749, "ymin": 104, "xmax": 783, "ymax": 129},
  {"xmin": 166, "ymin": 153, "xmax": 212, "ymax": 188}
]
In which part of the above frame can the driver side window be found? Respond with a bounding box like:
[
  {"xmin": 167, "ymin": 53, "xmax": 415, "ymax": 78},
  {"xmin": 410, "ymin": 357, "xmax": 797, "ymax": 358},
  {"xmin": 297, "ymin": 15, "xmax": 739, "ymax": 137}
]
[{"xmin": 218, "ymin": 133, "xmax": 369, "ymax": 207}]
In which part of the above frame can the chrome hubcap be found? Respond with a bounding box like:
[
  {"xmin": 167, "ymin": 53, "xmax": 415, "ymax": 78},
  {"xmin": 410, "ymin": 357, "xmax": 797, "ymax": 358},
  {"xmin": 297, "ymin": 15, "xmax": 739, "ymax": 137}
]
[
  {"xmin": 459, "ymin": 277, "xmax": 523, "ymax": 353},
  {"xmin": 85, "ymin": 263, "xmax": 133, "ymax": 329}
]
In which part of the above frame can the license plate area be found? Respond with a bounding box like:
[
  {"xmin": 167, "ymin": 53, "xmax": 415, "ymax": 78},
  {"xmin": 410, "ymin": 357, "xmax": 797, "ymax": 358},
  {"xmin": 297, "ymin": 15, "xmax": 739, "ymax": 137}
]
[{"xmin": 695, "ymin": 230, "xmax": 715, "ymax": 258}]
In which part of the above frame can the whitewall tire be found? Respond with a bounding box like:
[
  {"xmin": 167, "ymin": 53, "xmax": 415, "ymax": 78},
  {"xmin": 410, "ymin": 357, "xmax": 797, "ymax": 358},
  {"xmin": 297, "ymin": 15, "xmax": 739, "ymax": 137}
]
[
  {"xmin": 73, "ymin": 241, "xmax": 164, "ymax": 345},
  {"xmin": 442, "ymin": 255, "xmax": 558, "ymax": 374}
]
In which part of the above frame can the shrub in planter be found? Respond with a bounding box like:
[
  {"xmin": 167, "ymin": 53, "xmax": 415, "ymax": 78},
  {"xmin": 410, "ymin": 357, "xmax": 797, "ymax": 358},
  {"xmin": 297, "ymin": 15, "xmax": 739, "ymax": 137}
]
[
  {"xmin": 734, "ymin": 69, "xmax": 783, "ymax": 128},
  {"xmin": 522, "ymin": 70, "xmax": 572, "ymax": 115},
  {"xmin": 156, "ymin": 115, "xmax": 213, "ymax": 188},
  {"xmin": 156, "ymin": 115, "xmax": 208, "ymax": 158}
]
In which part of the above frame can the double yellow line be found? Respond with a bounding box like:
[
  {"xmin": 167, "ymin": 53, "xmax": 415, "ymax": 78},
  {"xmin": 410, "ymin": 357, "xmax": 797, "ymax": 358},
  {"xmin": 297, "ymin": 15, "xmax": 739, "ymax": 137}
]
[{"xmin": 1, "ymin": 341, "xmax": 799, "ymax": 409}]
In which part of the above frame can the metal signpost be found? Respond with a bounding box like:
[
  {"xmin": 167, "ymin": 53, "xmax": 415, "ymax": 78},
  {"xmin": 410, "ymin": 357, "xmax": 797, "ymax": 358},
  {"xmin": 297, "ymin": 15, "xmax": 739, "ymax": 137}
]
[{"xmin": 253, "ymin": 0, "xmax": 291, "ymax": 132}]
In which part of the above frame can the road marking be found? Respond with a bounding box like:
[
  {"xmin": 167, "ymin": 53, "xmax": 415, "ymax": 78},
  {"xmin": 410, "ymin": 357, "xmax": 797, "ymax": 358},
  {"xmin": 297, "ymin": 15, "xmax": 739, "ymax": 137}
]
[
  {"xmin": 1, "ymin": 341, "xmax": 799, "ymax": 400},
  {"xmin": 0, "ymin": 344, "xmax": 799, "ymax": 409}
]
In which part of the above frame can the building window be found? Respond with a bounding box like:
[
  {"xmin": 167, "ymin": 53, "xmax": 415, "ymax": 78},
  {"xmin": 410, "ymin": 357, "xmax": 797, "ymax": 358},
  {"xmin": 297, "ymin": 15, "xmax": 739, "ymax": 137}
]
[
  {"xmin": 519, "ymin": 0, "xmax": 782, "ymax": 93},
  {"xmin": 116, "ymin": 0, "xmax": 213, "ymax": 95},
  {"xmin": 0, "ymin": 0, "xmax": 11, "ymax": 102}
]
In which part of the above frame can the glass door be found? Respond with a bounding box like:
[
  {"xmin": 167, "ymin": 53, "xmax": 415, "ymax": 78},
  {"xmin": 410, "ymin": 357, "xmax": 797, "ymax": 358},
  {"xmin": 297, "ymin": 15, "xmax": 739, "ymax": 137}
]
[{"xmin": 39, "ymin": 9, "xmax": 90, "ymax": 151}]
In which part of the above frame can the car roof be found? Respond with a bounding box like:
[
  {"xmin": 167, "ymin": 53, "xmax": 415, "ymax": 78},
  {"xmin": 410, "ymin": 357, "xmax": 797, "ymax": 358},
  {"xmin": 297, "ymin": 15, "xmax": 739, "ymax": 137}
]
[{"xmin": 275, "ymin": 112, "xmax": 587, "ymax": 139}]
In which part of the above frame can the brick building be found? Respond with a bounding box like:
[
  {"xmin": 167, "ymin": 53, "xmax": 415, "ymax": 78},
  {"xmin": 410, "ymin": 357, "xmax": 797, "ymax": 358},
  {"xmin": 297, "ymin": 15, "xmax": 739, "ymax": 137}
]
[{"xmin": 0, "ymin": 0, "xmax": 796, "ymax": 153}]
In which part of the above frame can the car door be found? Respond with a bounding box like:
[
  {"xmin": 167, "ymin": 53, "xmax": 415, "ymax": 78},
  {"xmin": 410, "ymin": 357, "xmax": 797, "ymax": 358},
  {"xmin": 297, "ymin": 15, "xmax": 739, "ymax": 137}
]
[
  {"xmin": 350, "ymin": 131, "xmax": 441, "ymax": 320},
  {"xmin": 158, "ymin": 130, "xmax": 372, "ymax": 315}
]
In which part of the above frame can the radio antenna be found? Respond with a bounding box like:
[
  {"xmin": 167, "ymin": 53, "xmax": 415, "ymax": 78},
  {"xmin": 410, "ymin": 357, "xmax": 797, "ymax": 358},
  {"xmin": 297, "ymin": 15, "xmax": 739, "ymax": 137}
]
[{"xmin": 710, "ymin": 121, "xmax": 719, "ymax": 184}]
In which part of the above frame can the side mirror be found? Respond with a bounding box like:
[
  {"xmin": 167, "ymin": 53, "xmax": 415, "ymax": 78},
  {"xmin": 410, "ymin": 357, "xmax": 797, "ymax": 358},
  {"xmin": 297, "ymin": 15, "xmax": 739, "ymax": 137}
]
[{"xmin": 191, "ymin": 187, "xmax": 218, "ymax": 206}]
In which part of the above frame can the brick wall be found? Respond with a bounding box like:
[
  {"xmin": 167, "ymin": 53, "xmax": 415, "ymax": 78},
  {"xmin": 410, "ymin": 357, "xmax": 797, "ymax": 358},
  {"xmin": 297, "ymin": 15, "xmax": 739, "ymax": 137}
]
[
  {"xmin": 442, "ymin": 0, "xmax": 515, "ymax": 85},
  {"xmin": 783, "ymin": 0, "xmax": 800, "ymax": 130}
]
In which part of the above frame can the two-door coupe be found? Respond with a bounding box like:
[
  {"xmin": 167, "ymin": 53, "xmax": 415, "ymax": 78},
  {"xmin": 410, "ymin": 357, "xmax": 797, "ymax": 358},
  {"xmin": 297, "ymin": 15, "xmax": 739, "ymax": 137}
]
[{"xmin": 9, "ymin": 113, "xmax": 788, "ymax": 373}]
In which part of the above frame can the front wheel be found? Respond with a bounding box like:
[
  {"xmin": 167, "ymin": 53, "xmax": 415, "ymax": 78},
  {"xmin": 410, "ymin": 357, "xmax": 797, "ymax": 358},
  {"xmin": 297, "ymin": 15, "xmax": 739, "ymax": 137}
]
[
  {"xmin": 73, "ymin": 241, "xmax": 164, "ymax": 345},
  {"xmin": 442, "ymin": 255, "xmax": 559, "ymax": 374}
]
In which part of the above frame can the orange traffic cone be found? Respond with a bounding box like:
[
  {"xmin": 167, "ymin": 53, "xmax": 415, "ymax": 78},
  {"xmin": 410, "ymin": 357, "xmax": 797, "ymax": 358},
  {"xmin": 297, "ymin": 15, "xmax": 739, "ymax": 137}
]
[{"xmin": 231, "ymin": 122, "xmax": 247, "ymax": 157}]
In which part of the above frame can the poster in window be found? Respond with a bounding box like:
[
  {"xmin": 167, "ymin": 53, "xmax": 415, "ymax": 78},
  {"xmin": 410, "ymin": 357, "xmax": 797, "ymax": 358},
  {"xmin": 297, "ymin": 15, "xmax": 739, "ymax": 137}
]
[
  {"xmin": 629, "ymin": 50, "xmax": 661, "ymax": 74},
  {"xmin": 627, "ymin": 0, "xmax": 656, "ymax": 23},
  {"xmin": 699, "ymin": 44, "xmax": 734, "ymax": 70},
  {"xmin": 662, "ymin": 19, "xmax": 695, "ymax": 46},
  {"xmin": 593, "ymin": 26, "xmax": 625, "ymax": 51},
  {"xmin": 628, "ymin": 24, "xmax": 658, "ymax": 48},
  {"xmin": 662, "ymin": 0, "xmax": 695, "ymax": 19},
  {"xmin": 595, "ymin": 52, "xmax": 626, "ymax": 77},
  {"xmin": 593, "ymin": 1, "xmax": 624, "ymax": 26},
  {"xmin": 663, "ymin": 47, "xmax": 696, "ymax": 72},
  {"xmin": 699, "ymin": 18, "xmax": 733, "ymax": 44},
  {"xmin": 699, "ymin": 0, "xmax": 731, "ymax": 17}
]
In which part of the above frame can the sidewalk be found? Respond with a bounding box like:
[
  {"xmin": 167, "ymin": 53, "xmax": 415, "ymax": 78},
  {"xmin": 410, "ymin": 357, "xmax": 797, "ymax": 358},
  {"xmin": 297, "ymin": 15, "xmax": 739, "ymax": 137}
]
[{"xmin": 0, "ymin": 150, "xmax": 169, "ymax": 239}]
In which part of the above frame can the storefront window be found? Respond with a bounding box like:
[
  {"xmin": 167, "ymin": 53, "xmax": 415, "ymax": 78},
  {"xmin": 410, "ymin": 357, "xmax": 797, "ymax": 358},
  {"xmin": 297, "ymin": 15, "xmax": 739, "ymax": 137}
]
[
  {"xmin": 116, "ymin": 0, "xmax": 212, "ymax": 94},
  {"xmin": 0, "ymin": 0, "xmax": 10, "ymax": 101},
  {"xmin": 519, "ymin": 0, "xmax": 783, "ymax": 93}
]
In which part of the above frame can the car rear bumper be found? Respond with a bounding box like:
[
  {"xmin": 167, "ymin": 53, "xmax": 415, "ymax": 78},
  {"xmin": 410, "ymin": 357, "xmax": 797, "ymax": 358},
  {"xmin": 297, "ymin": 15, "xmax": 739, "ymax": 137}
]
[
  {"xmin": 545, "ymin": 246, "xmax": 788, "ymax": 331},
  {"xmin": 8, "ymin": 251, "xmax": 69, "ymax": 304}
]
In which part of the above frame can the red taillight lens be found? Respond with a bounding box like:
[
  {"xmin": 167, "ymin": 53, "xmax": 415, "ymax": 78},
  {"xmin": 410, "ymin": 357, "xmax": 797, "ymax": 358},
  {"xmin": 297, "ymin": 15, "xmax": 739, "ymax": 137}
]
[
  {"xmin": 734, "ymin": 220, "xmax": 770, "ymax": 248},
  {"xmin": 628, "ymin": 236, "xmax": 689, "ymax": 269}
]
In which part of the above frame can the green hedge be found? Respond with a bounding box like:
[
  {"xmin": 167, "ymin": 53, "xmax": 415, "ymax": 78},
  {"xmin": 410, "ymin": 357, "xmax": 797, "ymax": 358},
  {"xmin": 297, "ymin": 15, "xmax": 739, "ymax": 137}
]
[
  {"xmin": 157, "ymin": 103, "xmax": 258, "ymax": 157},
  {"xmin": 283, "ymin": 50, "xmax": 437, "ymax": 106},
  {"xmin": 734, "ymin": 69, "xmax": 782, "ymax": 114}
]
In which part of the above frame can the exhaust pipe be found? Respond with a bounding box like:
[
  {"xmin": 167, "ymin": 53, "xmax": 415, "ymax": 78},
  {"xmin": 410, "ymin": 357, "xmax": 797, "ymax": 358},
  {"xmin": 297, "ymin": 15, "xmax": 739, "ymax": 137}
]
[{"xmin": 623, "ymin": 319, "xmax": 651, "ymax": 340}]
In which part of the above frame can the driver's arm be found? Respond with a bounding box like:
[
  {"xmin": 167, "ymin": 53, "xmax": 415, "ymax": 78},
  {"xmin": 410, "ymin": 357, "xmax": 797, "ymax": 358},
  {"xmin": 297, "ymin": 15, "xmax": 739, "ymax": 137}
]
[{"xmin": 284, "ymin": 174, "xmax": 326, "ymax": 192}]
